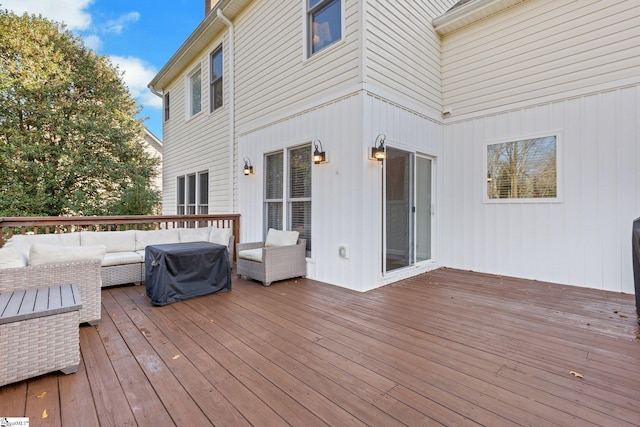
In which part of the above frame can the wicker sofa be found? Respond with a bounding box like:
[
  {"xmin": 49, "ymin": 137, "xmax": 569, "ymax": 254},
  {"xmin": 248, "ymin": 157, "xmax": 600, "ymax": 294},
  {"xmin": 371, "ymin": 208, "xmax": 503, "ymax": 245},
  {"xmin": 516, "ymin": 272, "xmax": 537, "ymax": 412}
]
[
  {"xmin": 1, "ymin": 226, "xmax": 234, "ymax": 288},
  {"xmin": 236, "ymin": 229, "xmax": 306, "ymax": 286}
]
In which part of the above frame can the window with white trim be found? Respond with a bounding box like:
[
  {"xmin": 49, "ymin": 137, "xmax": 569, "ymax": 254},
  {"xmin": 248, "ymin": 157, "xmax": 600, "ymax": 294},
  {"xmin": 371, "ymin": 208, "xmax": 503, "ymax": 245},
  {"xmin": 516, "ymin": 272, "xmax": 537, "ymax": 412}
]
[
  {"xmin": 163, "ymin": 92, "xmax": 170, "ymax": 121},
  {"xmin": 485, "ymin": 135, "xmax": 559, "ymax": 201},
  {"xmin": 177, "ymin": 171, "xmax": 208, "ymax": 214},
  {"xmin": 210, "ymin": 45, "xmax": 223, "ymax": 112},
  {"xmin": 189, "ymin": 67, "xmax": 202, "ymax": 117},
  {"xmin": 308, "ymin": 0, "xmax": 342, "ymax": 57},
  {"xmin": 264, "ymin": 144, "xmax": 312, "ymax": 256}
]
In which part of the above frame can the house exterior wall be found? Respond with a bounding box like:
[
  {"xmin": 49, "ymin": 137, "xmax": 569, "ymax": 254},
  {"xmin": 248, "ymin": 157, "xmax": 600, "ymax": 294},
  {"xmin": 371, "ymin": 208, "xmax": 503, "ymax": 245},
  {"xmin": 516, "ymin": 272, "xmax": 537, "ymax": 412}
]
[
  {"xmin": 142, "ymin": 129, "xmax": 163, "ymax": 193},
  {"xmin": 161, "ymin": 33, "xmax": 232, "ymax": 214},
  {"xmin": 440, "ymin": 0, "xmax": 640, "ymax": 294},
  {"xmin": 233, "ymin": 0, "xmax": 362, "ymax": 135},
  {"xmin": 363, "ymin": 0, "xmax": 450, "ymax": 118},
  {"xmin": 154, "ymin": 0, "xmax": 638, "ymax": 295},
  {"xmin": 441, "ymin": 0, "xmax": 640, "ymax": 118},
  {"xmin": 239, "ymin": 92, "xmax": 444, "ymax": 292}
]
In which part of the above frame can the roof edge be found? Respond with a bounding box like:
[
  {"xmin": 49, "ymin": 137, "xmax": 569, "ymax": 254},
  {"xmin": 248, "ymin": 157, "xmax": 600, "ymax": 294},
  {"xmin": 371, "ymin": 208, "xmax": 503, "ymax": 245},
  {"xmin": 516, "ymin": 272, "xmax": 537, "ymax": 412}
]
[
  {"xmin": 433, "ymin": 0, "xmax": 527, "ymax": 36},
  {"xmin": 148, "ymin": 0, "xmax": 233, "ymax": 94}
]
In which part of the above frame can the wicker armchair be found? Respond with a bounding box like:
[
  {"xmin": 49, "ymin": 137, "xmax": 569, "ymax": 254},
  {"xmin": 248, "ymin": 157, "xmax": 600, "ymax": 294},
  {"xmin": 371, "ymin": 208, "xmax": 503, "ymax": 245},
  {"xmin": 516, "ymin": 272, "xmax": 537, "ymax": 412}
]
[
  {"xmin": 236, "ymin": 232, "xmax": 306, "ymax": 286},
  {"xmin": 0, "ymin": 259, "xmax": 102, "ymax": 325}
]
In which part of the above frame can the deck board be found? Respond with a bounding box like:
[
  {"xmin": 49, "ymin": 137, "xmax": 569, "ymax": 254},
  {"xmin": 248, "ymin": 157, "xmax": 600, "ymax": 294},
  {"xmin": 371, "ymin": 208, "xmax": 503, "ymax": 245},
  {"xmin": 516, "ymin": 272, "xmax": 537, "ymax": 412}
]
[{"xmin": 1, "ymin": 268, "xmax": 639, "ymax": 426}]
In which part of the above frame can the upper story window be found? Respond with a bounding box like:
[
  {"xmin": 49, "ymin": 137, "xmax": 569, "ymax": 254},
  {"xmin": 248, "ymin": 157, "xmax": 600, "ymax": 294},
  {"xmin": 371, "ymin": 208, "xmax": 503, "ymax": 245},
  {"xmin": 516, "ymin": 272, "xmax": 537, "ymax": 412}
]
[
  {"xmin": 485, "ymin": 135, "xmax": 560, "ymax": 202},
  {"xmin": 308, "ymin": 0, "xmax": 342, "ymax": 57},
  {"xmin": 163, "ymin": 92, "xmax": 170, "ymax": 121},
  {"xmin": 210, "ymin": 46, "xmax": 223, "ymax": 112},
  {"xmin": 189, "ymin": 67, "xmax": 202, "ymax": 117}
]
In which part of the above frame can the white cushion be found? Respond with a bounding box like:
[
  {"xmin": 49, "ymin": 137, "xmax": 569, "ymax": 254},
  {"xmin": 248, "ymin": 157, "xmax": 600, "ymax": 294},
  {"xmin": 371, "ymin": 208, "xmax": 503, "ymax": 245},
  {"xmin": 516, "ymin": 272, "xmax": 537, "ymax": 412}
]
[
  {"xmin": 0, "ymin": 247, "xmax": 27, "ymax": 269},
  {"xmin": 29, "ymin": 243, "xmax": 106, "ymax": 266},
  {"xmin": 81, "ymin": 230, "xmax": 136, "ymax": 252},
  {"xmin": 209, "ymin": 227, "xmax": 233, "ymax": 247},
  {"xmin": 6, "ymin": 233, "xmax": 81, "ymax": 261},
  {"xmin": 135, "ymin": 229, "xmax": 180, "ymax": 251},
  {"xmin": 238, "ymin": 248, "xmax": 263, "ymax": 263},
  {"xmin": 102, "ymin": 251, "xmax": 144, "ymax": 267},
  {"xmin": 179, "ymin": 227, "xmax": 211, "ymax": 243},
  {"xmin": 265, "ymin": 229, "xmax": 299, "ymax": 247}
]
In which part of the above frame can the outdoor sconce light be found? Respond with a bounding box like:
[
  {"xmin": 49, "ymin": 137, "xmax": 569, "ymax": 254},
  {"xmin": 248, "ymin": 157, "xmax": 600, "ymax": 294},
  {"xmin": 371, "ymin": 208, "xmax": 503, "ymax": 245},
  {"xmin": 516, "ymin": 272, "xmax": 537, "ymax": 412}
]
[
  {"xmin": 370, "ymin": 134, "xmax": 386, "ymax": 161},
  {"xmin": 243, "ymin": 157, "xmax": 254, "ymax": 175},
  {"xmin": 312, "ymin": 139, "xmax": 327, "ymax": 164}
]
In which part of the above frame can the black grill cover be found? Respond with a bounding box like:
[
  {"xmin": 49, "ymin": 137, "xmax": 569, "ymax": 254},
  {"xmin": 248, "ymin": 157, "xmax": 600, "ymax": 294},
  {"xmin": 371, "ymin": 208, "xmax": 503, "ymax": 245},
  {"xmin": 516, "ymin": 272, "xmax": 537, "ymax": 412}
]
[
  {"xmin": 633, "ymin": 217, "xmax": 640, "ymax": 315},
  {"xmin": 145, "ymin": 241, "xmax": 231, "ymax": 306}
]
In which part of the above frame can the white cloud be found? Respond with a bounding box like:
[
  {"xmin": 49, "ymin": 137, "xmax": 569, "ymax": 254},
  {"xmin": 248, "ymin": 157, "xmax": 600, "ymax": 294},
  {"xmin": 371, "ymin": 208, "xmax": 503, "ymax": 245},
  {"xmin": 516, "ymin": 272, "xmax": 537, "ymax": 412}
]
[
  {"xmin": 109, "ymin": 56, "xmax": 162, "ymax": 109},
  {"xmin": 103, "ymin": 11, "xmax": 140, "ymax": 34},
  {"xmin": 83, "ymin": 34, "xmax": 102, "ymax": 51},
  {"xmin": 2, "ymin": 0, "xmax": 94, "ymax": 31}
]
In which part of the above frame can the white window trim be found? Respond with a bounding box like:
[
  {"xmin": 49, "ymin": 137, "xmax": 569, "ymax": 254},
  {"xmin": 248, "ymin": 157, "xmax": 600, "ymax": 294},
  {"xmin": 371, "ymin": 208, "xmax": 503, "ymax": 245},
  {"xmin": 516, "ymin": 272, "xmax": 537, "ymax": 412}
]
[
  {"xmin": 264, "ymin": 143, "xmax": 313, "ymax": 258},
  {"xmin": 185, "ymin": 66, "xmax": 203, "ymax": 119},
  {"xmin": 176, "ymin": 170, "xmax": 209, "ymax": 215},
  {"xmin": 209, "ymin": 44, "xmax": 224, "ymax": 114},
  {"xmin": 163, "ymin": 92, "xmax": 170, "ymax": 122},
  {"xmin": 483, "ymin": 131, "xmax": 563, "ymax": 204},
  {"xmin": 302, "ymin": 0, "xmax": 345, "ymax": 61}
]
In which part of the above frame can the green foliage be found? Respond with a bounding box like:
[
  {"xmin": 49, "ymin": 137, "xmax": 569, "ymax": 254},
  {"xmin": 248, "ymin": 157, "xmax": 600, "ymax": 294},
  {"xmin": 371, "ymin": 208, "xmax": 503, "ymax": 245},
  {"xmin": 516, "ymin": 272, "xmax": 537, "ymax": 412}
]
[
  {"xmin": 0, "ymin": 9, "xmax": 160, "ymax": 216},
  {"xmin": 108, "ymin": 176, "xmax": 161, "ymax": 216}
]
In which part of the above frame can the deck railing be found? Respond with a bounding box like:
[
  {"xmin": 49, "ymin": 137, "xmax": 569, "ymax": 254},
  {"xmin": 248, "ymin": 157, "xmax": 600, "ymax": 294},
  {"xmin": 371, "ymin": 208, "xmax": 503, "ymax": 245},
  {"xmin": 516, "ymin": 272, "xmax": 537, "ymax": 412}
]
[{"xmin": 0, "ymin": 214, "xmax": 241, "ymax": 249}]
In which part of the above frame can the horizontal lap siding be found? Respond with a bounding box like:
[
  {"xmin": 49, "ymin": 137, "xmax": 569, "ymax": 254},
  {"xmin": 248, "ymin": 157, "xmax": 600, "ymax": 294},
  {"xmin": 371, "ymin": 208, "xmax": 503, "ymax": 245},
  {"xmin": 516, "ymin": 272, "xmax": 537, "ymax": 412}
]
[
  {"xmin": 234, "ymin": 0, "xmax": 361, "ymax": 134},
  {"xmin": 162, "ymin": 36, "xmax": 232, "ymax": 215},
  {"xmin": 364, "ymin": 1, "xmax": 451, "ymax": 116},
  {"xmin": 442, "ymin": 0, "xmax": 640, "ymax": 116},
  {"xmin": 442, "ymin": 85, "xmax": 640, "ymax": 294}
]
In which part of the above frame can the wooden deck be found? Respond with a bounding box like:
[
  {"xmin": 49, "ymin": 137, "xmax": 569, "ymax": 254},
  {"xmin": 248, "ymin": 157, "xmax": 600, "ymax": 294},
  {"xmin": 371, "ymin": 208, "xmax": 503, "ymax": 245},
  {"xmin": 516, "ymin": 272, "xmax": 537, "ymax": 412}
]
[{"xmin": 1, "ymin": 268, "xmax": 639, "ymax": 426}]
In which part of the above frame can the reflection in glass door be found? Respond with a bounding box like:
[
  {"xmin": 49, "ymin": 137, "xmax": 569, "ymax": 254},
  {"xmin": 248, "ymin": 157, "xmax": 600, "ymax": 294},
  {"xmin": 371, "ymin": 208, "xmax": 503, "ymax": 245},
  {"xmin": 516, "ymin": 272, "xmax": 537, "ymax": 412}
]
[
  {"xmin": 416, "ymin": 156, "xmax": 432, "ymax": 263},
  {"xmin": 384, "ymin": 147, "xmax": 433, "ymax": 273}
]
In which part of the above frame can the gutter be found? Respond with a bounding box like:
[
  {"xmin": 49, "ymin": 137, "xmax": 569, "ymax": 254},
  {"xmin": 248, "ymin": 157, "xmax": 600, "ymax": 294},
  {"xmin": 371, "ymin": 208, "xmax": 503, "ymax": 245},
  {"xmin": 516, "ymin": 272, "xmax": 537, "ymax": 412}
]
[
  {"xmin": 433, "ymin": 0, "xmax": 526, "ymax": 36},
  {"xmin": 217, "ymin": 8, "xmax": 235, "ymax": 213}
]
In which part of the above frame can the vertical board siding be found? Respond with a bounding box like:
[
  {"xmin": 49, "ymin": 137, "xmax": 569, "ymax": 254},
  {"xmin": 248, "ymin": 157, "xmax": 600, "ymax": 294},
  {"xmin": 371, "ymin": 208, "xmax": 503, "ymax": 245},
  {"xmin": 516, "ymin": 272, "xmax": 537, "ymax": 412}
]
[
  {"xmin": 233, "ymin": 0, "xmax": 361, "ymax": 134},
  {"xmin": 442, "ymin": 84, "xmax": 640, "ymax": 294},
  {"xmin": 162, "ymin": 36, "xmax": 231, "ymax": 215},
  {"xmin": 441, "ymin": 0, "xmax": 640, "ymax": 117},
  {"xmin": 238, "ymin": 93, "xmax": 443, "ymax": 292},
  {"xmin": 364, "ymin": 0, "xmax": 452, "ymax": 116}
]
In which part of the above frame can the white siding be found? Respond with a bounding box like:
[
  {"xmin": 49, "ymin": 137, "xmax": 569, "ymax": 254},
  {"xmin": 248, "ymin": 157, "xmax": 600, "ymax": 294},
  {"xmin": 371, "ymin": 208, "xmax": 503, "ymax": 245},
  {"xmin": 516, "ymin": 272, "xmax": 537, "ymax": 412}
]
[
  {"xmin": 442, "ymin": 84, "xmax": 640, "ymax": 294},
  {"xmin": 233, "ymin": 0, "xmax": 361, "ymax": 134},
  {"xmin": 162, "ymin": 34, "xmax": 232, "ymax": 214},
  {"xmin": 364, "ymin": 0, "xmax": 453, "ymax": 117},
  {"xmin": 238, "ymin": 93, "xmax": 443, "ymax": 292},
  {"xmin": 441, "ymin": 0, "xmax": 640, "ymax": 117}
]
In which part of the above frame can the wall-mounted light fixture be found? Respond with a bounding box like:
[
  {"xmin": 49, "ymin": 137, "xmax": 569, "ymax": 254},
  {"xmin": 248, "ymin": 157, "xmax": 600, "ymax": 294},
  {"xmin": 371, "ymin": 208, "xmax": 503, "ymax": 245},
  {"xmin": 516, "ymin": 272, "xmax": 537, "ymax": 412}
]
[
  {"xmin": 243, "ymin": 157, "xmax": 254, "ymax": 175},
  {"xmin": 312, "ymin": 139, "xmax": 327, "ymax": 164},
  {"xmin": 370, "ymin": 134, "xmax": 386, "ymax": 161}
]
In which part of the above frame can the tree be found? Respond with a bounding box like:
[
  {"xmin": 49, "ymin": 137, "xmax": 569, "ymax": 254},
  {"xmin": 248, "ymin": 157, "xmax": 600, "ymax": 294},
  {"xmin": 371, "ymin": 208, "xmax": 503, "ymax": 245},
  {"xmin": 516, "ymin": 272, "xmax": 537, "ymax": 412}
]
[{"xmin": 0, "ymin": 9, "xmax": 160, "ymax": 217}]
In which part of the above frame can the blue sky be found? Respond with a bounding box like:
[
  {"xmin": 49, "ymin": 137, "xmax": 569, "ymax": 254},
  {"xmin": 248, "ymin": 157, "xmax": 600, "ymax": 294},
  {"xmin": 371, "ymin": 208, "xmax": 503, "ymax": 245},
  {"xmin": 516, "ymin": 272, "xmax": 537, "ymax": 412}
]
[{"xmin": 2, "ymin": 0, "xmax": 206, "ymax": 139}]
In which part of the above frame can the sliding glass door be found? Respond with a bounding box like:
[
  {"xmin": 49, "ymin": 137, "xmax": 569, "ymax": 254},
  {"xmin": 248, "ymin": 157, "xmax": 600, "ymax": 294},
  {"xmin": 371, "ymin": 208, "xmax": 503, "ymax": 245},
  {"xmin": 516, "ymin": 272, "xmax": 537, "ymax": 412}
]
[{"xmin": 384, "ymin": 147, "xmax": 433, "ymax": 273}]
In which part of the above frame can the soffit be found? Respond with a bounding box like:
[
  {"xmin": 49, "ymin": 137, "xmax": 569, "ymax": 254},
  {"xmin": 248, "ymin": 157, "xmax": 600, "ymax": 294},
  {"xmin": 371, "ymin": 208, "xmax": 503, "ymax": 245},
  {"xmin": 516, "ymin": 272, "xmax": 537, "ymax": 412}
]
[
  {"xmin": 148, "ymin": 0, "xmax": 253, "ymax": 92},
  {"xmin": 433, "ymin": 0, "xmax": 528, "ymax": 36}
]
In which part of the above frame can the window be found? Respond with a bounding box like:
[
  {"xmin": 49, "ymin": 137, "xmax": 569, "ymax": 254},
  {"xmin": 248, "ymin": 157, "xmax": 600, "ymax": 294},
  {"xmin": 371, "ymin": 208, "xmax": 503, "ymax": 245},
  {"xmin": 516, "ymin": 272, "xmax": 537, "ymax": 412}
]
[
  {"xmin": 210, "ymin": 46, "xmax": 223, "ymax": 112},
  {"xmin": 486, "ymin": 135, "xmax": 558, "ymax": 201},
  {"xmin": 163, "ymin": 92, "xmax": 170, "ymax": 121},
  {"xmin": 308, "ymin": 0, "xmax": 342, "ymax": 56},
  {"xmin": 264, "ymin": 144, "xmax": 312, "ymax": 256},
  {"xmin": 189, "ymin": 68, "xmax": 202, "ymax": 116},
  {"xmin": 177, "ymin": 176, "xmax": 185, "ymax": 214},
  {"xmin": 176, "ymin": 171, "xmax": 208, "ymax": 214}
]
